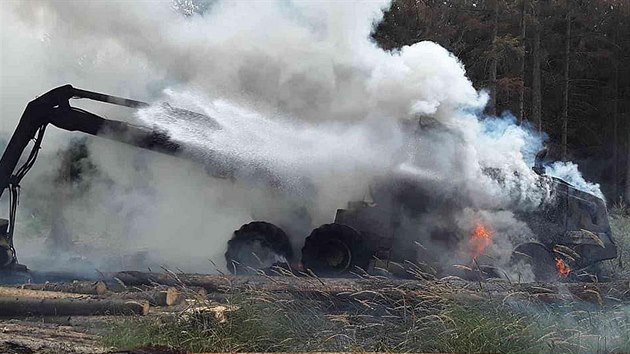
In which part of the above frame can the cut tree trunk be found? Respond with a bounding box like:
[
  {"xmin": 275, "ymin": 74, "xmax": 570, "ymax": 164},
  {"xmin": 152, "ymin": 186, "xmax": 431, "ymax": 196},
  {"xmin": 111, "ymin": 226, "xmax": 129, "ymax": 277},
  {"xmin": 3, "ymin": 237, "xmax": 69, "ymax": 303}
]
[
  {"xmin": 6, "ymin": 284, "xmax": 178, "ymax": 307},
  {"xmin": 112, "ymin": 271, "xmax": 360, "ymax": 294},
  {"xmin": 0, "ymin": 286, "xmax": 91, "ymax": 300},
  {"xmin": 105, "ymin": 287, "xmax": 180, "ymax": 307},
  {"xmin": 16, "ymin": 281, "xmax": 107, "ymax": 295},
  {"xmin": 0, "ymin": 297, "xmax": 149, "ymax": 316}
]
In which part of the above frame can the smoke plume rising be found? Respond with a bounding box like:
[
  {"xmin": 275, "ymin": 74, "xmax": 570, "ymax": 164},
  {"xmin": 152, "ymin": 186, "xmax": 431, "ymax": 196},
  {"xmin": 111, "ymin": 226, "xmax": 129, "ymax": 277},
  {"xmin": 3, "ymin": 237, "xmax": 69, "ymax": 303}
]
[{"xmin": 0, "ymin": 0, "xmax": 602, "ymax": 276}]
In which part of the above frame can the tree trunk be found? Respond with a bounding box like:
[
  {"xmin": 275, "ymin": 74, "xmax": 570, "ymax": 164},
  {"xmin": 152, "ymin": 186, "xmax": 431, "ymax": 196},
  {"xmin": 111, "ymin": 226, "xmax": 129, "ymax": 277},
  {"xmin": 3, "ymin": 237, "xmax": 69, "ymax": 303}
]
[
  {"xmin": 46, "ymin": 151, "xmax": 73, "ymax": 251},
  {"xmin": 626, "ymin": 113, "xmax": 630, "ymax": 204},
  {"xmin": 518, "ymin": 0, "xmax": 527, "ymax": 124},
  {"xmin": 0, "ymin": 286, "xmax": 91, "ymax": 299},
  {"xmin": 612, "ymin": 93, "xmax": 618, "ymax": 199},
  {"xmin": 112, "ymin": 271, "xmax": 360, "ymax": 293},
  {"xmin": 105, "ymin": 287, "xmax": 180, "ymax": 307},
  {"xmin": 531, "ymin": 9, "xmax": 542, "ymax": 131},
  {"xmin": 623, "ymin": 21, "xmax": 630, "ymax": 203},
  {"xmin": 561, "ymin": 12, "xmax": 571, "ymax": 161},
  {"xmin": 488, "ymin": 0, "xmax": 499, "ymax": 116},
  {"xmin": 0, "ymin": 297, "xmax": 149, "ymax": 316},
  {"xmin": 16, "ymin": 281, "xmax": 108, "ymax": 295},
  {"xmin": 612, "ymin": 40, "xmax": 619, "ymax": 199}
]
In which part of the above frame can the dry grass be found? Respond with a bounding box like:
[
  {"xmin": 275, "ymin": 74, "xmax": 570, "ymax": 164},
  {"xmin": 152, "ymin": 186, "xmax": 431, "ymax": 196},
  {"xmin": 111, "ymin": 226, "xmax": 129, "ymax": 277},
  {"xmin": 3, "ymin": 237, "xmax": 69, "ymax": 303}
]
[{"xmin": 103, "ymin": 271, "xmax": 630, "ymax": 353}]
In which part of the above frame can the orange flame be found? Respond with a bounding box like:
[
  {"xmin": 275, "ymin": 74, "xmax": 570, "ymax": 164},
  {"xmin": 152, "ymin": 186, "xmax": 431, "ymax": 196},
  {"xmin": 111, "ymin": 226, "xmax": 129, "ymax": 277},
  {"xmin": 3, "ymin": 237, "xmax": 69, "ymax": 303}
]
[
  {"xmin": 555, "ymin": 257, "xmax": 571, "ymax": 278},
  {"xmin": 470, "ymin": 223, "xmax": 492, "ymax": 259}
]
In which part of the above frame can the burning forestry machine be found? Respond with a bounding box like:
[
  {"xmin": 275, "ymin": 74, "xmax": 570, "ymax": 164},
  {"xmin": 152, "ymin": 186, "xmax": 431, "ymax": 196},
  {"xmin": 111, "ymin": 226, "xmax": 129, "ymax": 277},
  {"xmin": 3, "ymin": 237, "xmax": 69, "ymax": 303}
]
[{"xmin": 0, "ymin": 85, "xmax": 618, "ymax": 282}]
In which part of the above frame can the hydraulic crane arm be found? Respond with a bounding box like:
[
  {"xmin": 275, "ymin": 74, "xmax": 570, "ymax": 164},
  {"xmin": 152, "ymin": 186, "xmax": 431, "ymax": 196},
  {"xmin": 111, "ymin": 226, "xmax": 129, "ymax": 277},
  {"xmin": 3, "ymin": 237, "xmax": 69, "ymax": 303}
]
[
  {"xmin": 0, "ymin": 85, "xmax": 184, "ymax": 198},
  {"xmin": 0, "ymin": 84, "xmax": 202, "ymax": 269}
]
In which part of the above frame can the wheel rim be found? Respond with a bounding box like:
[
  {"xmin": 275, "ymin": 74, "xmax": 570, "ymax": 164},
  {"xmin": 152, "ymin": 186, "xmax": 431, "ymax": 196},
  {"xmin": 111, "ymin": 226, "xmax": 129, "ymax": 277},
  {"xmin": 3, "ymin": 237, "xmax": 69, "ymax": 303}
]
[
  {"xmin": 301, "ymin": 223, "xmax": 363, "ymax": 276},
  {"xmin": 317, "ymin": 238, "xmax": 352, "ymax": 272}
]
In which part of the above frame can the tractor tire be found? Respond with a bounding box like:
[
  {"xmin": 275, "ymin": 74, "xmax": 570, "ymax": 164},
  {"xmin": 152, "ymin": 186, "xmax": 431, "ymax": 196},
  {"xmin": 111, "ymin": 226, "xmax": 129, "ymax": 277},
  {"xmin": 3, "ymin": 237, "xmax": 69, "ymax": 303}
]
[
  {"xmin": 225, "ymin": 221, "xmax": 293, "ymax": 274},
  {"xmin": 301, "ymin": 223, "xmax": 371, "ymax": 276}
]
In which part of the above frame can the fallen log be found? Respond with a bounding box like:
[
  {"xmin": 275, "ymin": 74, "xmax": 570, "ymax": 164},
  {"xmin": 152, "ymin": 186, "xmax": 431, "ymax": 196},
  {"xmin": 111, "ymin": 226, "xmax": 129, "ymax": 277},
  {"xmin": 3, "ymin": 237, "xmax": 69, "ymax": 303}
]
[
  {"xmin": 171, "ymin": 286, "xmax": 208, "ymax": 303},
  {"xmin": 0, "ymin": 286, "xmax": 91, "ymax": 300},
  {"xmin": 187, "ymin": 286, "xmax": 208, "ymax": 298},
  {"xmin": 0, "ymin": 297, "xmax": 149, "ymax": 316},
  {"xmin": 16, "ymin": 281, "xmax": 108, "ymax": 295},
  {"xmin": 113, "ymin": 271, "xmax": 193, "ymax": 287},
  {"xmin": 105, "ymin": 287, "xmax": 180, "ymax": 306},
  {"xmin": 112, "ymin": 271, "xmax": 359, "ymax": 293}
]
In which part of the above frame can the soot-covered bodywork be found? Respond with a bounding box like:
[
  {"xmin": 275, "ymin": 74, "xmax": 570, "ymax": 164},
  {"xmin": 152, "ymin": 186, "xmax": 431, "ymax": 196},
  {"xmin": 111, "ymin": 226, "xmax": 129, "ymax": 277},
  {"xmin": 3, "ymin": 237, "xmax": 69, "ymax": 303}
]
[
  {"xmin": 526, "ymin": 178, "xmax": 616, "ymax": 264},
  {"xmin": 511, "ymin": 178, "xmax": 617, "ymax": 280},
  {"xmin": 227, "ymin": 172, "xmax": 617, "ymax": 282}
]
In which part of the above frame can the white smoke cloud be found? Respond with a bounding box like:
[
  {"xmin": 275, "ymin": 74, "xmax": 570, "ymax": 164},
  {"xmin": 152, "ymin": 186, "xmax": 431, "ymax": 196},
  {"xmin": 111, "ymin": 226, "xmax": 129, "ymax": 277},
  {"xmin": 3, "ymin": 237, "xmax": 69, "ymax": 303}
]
[
  {"xmin": 545, "ymin": 161, "xmax": 604, "ymax": 200},
  {"xmin": 0, "ymin": 0, "xmax": 603, "ymax": 275},
  {"xmin": 5, "ymin": 0, "xmax": 485, "ymax": 124}
]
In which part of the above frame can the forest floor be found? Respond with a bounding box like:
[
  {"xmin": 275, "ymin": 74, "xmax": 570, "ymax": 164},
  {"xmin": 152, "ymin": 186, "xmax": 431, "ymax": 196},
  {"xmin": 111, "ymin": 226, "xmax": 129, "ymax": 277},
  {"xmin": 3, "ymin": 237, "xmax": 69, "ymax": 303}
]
[{"xmin": 0, "ymin": 270, "xmax": 629, "ymax": 354}]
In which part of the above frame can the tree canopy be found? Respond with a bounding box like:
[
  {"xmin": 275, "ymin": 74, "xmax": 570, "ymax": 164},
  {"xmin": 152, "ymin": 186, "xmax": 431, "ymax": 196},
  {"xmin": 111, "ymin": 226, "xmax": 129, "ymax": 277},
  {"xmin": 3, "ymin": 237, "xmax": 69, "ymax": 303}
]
[{"xmin": 374, "ymin": 0, "xmax": 630, "ymax": 202}]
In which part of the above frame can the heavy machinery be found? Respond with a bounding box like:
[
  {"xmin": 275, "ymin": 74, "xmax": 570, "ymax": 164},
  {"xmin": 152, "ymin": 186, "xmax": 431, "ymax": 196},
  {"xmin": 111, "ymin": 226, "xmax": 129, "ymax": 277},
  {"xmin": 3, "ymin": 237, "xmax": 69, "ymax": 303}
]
[
  {"xmin": 228, "ymin": 170, "xmax": 618, "ymax": 281},
  {"xmin": 0, "ymin": 86, "xmax": 618, "ymax": 281}
]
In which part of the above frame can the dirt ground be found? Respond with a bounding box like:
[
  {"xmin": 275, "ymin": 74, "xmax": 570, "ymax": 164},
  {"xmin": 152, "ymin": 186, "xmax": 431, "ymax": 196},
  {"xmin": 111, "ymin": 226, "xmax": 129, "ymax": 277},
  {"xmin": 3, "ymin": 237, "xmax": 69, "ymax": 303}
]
[
  {"xmin": 0, "ymin": 317, "xmax": 108, "ymax": 353},
  {"xmin": 0, "ymin": 314, "xmax": 184, "ymax": 354}
]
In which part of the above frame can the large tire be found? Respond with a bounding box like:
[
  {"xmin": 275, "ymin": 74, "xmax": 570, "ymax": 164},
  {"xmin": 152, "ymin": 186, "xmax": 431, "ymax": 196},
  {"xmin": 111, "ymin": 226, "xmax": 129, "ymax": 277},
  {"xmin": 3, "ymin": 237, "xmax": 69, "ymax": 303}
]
[
  {"xmin": 511, "ymin": 242, "xmax": 558, "ymax": 282},
  {"xmin": 301, "ymin": 223, "xmax": 371, "ymax": 276},
  {"xmin": 225, "ymin": 221, "xmax": 293, "ymax": 274}
]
